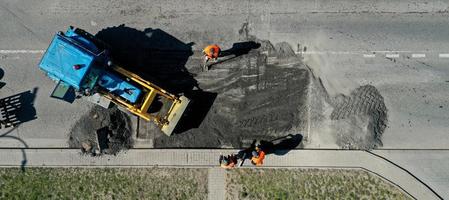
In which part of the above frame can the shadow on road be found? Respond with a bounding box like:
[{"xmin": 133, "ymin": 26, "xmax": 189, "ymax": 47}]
[
  {"xmin": 173, "ymin": 90, "xmax": 217, "ymax": 134},
  {"xmin": 0, "ymin": 127, "xmax": 28, "ymax": 172},
  {"xmin": 0, "ymin": 68, "xmax": 5, "ymax": 90},
  {"xmin": 221, "ymin": 41, "xmax": 261, "ymax": 57},
  {"xmin": 0, "ymin": 87, "xmax": 37, "ymax": 171},
  {"xmin": 0, "ymin": 88, "xmax": 35, "ymax": 171},
  {"xmin": 0, "ymin": 88, "xmax": 38, "ymax": 127},
  {"xmin": 95, "ymin": 25, "xmax": 216, "ymax": 134},
  {"xmin": 260, "ymin": 133, "xmax": 303, "ymax": 156},
  {"xmin": 95, "ymin": 24, "xmax": 198, "ymax": 94},
  {"xmin": 210, "ymin": 41, "xmax": 261, "ymax": 67},
  {"xmin": 237, "ymin": 134, "xmax": 303, "ymax": 161},
  {"xmin": 0, "ymin": 68, "xmax": 28, "ymax": 172}
]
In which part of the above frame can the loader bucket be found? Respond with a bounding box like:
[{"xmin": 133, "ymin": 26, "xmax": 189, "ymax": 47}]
[{"xmin": 161, "ymin": 96, "xmax": 190, "ymax": 136}]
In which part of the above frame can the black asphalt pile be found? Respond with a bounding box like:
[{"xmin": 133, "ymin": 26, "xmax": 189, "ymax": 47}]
[
  {"xmin": 153, "ymin": 41, "xmax": 310, "ymax": 148},
  {"xmin": 68, "ymin": 106, "xmax": 133, "ymax": 155}
]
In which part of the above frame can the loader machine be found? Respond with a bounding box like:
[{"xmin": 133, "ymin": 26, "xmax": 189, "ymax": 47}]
[{"xmin": 39, "ymin": 26, "xmax": 190, "ymax": 136}]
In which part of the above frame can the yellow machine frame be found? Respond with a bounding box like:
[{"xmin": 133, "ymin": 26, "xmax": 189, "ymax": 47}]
[{"xmin": 100, "ymin": 66, "xmax": 189, "ymax": 135}]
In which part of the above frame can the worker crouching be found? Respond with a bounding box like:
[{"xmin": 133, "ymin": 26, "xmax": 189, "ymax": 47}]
[
  {"xmin": 251, "ymin": 146, "xmax": 266, "ymax": 166},
  {"xmin": 219, "ymin": 154, "xmax": 238, "ymax": 169},
  {"xmin": 202, "ymin": 44, "xmax": 221, "ymax": 71}
]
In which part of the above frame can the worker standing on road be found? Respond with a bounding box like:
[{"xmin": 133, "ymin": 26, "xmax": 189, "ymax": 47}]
[
  {"xmin": 202, "ymin": 44, "xmax": 221, "ymax": 71},
  {"xmin": 251, "ymin": 145, "xmax": 266, "ymax": 166}
]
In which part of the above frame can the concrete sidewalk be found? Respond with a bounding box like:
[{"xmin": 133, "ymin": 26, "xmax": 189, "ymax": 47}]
[{"xmin": 0, "ymin": 149, "xmax": 442, "ymax": 199}]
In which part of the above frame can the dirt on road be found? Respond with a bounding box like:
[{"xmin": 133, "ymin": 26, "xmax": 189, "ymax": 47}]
[
  {"xmin": 151, "ymin": 39, "xmax": 388, "ymax": 150},
  {"xmin": 68, "ymin": 106, "xmax": 133, "ymax": 155},
  {"xmin": 330, "ymin": 85, "xmax": 388, "ymax": 149},
  {"xmin": 67, "ymin": 25, "xmax": 388, "ymax": 150},
  {"xmin": 306, "ymin": 59, "xmax": 388, "ymax": 149}
]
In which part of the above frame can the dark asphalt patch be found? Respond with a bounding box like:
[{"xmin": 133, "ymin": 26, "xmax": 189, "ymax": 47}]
[{"xmin": 153, "ymin": 41, "xmax": 310, "ymax": 148}]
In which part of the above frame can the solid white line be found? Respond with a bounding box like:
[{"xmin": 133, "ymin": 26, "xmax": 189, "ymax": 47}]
[
  {"xmin": 363, "ymin": 54, "xmax": 375, "ymax": 58},
  {"xmin": 386, "ymin": 54, "xmax": 399, "ymax": 58},
  {"xmin": 439, "ymin": 54, "xmax": 449, "ymax": 58},
  {"xmin": 412, "ymin": 54, "xmax": 426, "ymax": 58},
  {"xmin": 0, "ymin": 50, "xmax": 45, "ymax": 54}
]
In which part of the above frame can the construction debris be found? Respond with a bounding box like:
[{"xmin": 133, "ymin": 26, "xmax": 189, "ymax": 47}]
[
  {"xmin": 330, "ymin": 85, "xmax": 388, "ymax": 149},
  {"xmin": 68, "ymin": 106, "xmax": 133, "ymax": 155},
  {"xmin": 67, "ymin": 31, "xmax": 388, "ymax": 150}
]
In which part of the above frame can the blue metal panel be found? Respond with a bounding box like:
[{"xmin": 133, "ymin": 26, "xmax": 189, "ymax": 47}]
[
  {"xmin": 64, "ymin": 27, "xmax": 100, "ymax": 54},
  {"xmin": 98, "ymin": 72, "xmax": 142, "ymax": 104},
  {"xmin": 39, "ymin": 34, "xmax": 95, "ymax": 90}
]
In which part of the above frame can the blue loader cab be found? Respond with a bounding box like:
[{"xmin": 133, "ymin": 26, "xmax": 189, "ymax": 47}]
[{"xmin": 39, "ymin": 26, "xmax": 142, "ymax": 104}]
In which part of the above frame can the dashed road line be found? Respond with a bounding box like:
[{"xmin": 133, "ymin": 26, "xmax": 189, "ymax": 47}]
[
  {"xmin": 411, "ymin": 54, "xmax": 426, "ymax": 58},
  {"xmin": 386, "ymin": 54, "xmax": 400, "ymax": 58},
  {"xmin": 241, "ymin": 74, "xmax": 259, "ymax": 78},
  {"xmin": 300, "ymin": 51, "xmax": 358, "ymax": 55},
  {"xmin": 1, "ymin": 49, "xmax": 449, "ymax": 62},
  {"xmin": 363, "ymin": 54, "xmax": 375, "ymax": 58},
  {"xmin": 0, "ymin": 50, "xmax": 45, "ymax": 54}
]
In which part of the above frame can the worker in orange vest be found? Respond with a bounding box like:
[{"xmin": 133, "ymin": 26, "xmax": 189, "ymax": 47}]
[
  {"xmin": 202, "ymin": 44, "xmax": 221, "ymax": 71},
  {"xmin": 251, "ymin": 146, "xmax": 266, "ymax": 166}
]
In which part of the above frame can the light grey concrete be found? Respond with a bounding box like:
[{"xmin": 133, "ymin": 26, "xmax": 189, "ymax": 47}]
[
  {"xmin": 0, "ymin": 149, "xmax": 442, "ymax": 199},
  {"xmin": 305, "ymin": 54, "xmax": 449, "ymax": 149},
  {"xmin": 264, "ymin": 12, "xmax": 449, "ymax": 149},
  {"xmin": 0, "ymin": 54, "xmax": 92, "ymax": 148},
  {"xmin": 208, "ymin": 168, "xmax": 225, "ymax": 200},
  {"xmin": 373, "ymin": 150, "xmax": 449, "ymax": 199}
]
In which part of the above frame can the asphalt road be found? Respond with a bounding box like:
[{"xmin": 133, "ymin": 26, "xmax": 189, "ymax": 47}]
[
  {"xmin": 1, "ymin": 0, "xmax": 448, "ymax": 149},
  {"xmin": 1, "ymin": 0, "xmax": 449, "ymax": 198}
]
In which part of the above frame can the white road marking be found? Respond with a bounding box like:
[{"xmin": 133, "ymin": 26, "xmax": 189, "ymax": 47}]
[
  {"xmin": 297, "ymin": 50, "xmax": 430, "ymax": 55},
  {"xmin": 0, "ymin": 50, "xmax": 45, "ymax": 54},
  {"xmin": 277, "ymin": 62, "xmax": 302, "ymax": 66},
  {"xmin": 1, "ymin": 49, "xmax": 449, "ymax": 61},
  {"xmin": 386, "ymin": 54, "xmax": 400, "ymax": 58},
  {"xmin": 241, "ymin": 74, "xmax": 259, "ymax": 78},
  {"xmin": 300, "ymin": 51, "xmax": 358, "ymax": 55},
  {"xmin": 363, "ymin": 54, "xmax": 375, "ymax": 58},
  {"xmin": 412, "ymin": 54, "xmax": 426, "ymax": 58}
]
